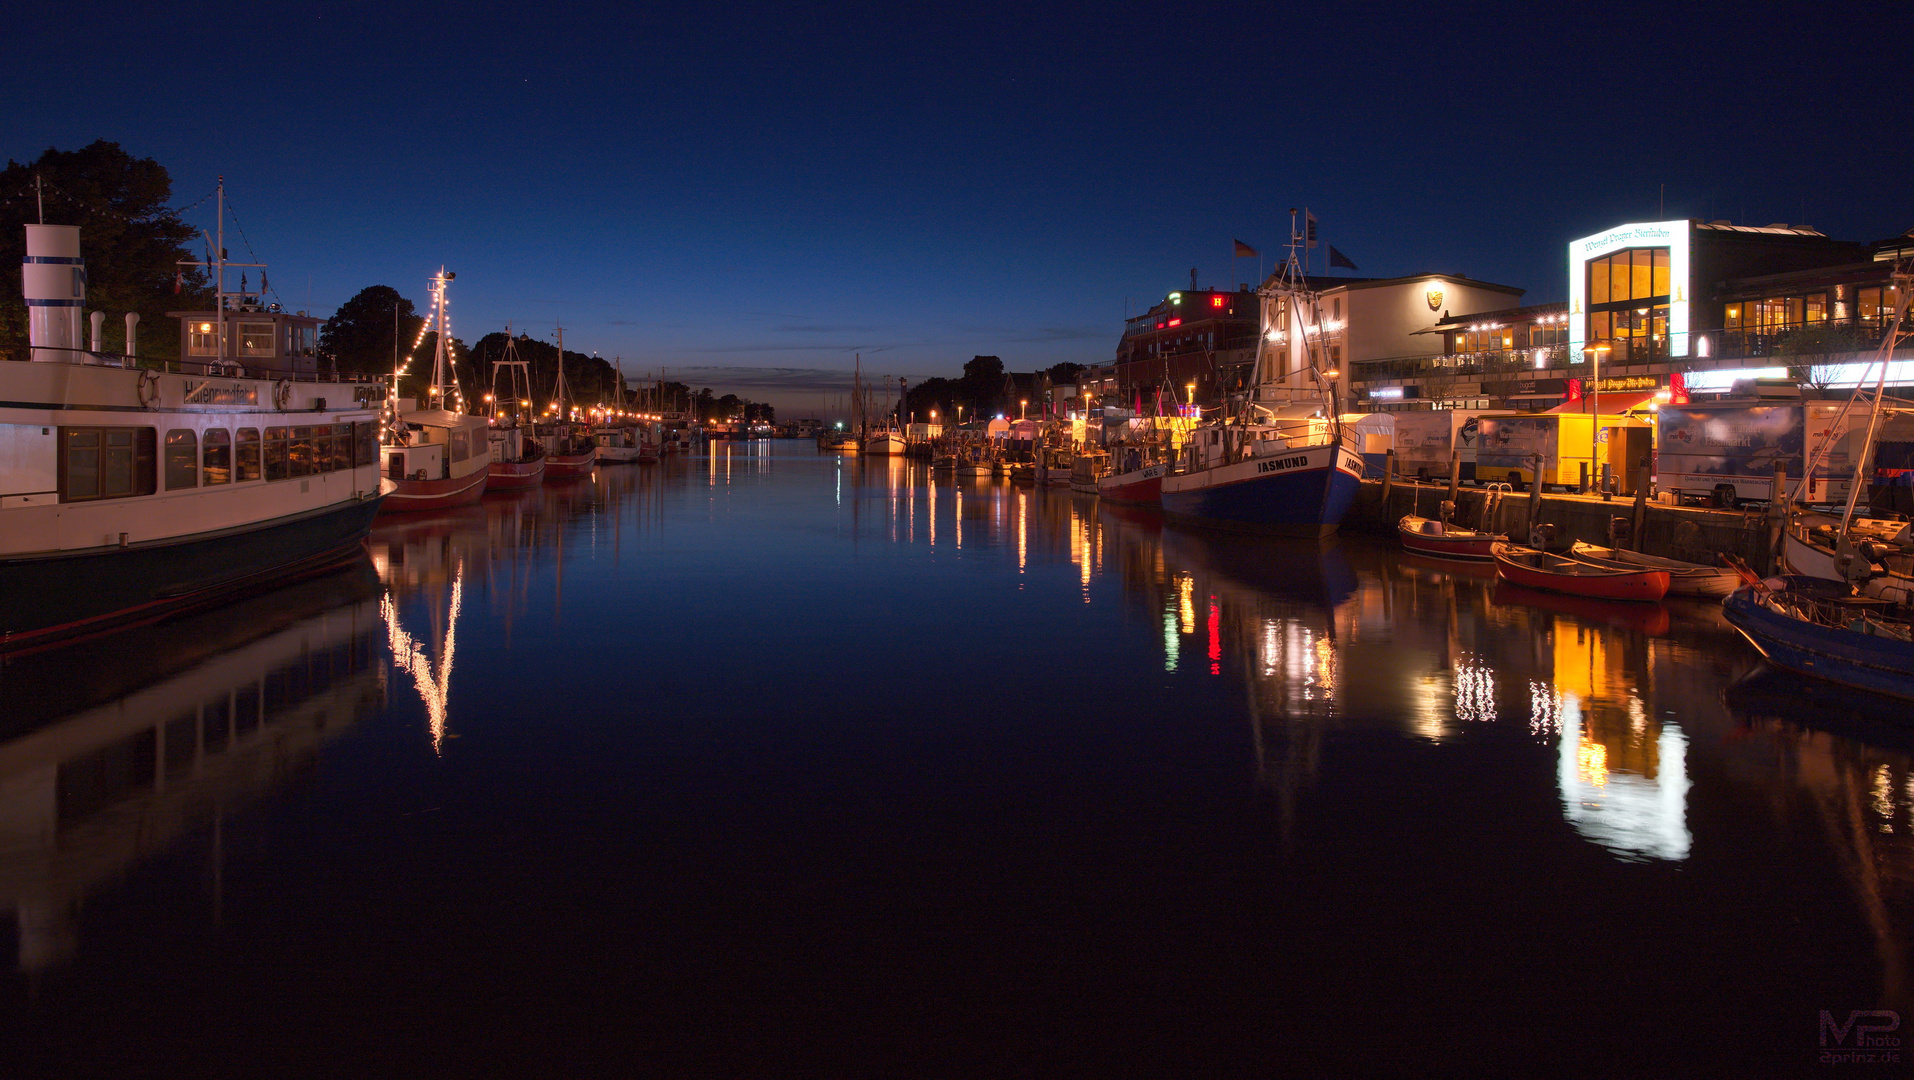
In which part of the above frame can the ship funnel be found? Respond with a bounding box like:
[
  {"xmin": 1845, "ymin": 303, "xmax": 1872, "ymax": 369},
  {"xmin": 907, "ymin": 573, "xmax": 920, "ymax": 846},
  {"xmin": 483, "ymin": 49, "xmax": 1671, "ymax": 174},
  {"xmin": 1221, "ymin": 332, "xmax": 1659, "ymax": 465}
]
[
  {"xmin": 125, "ymin": 312, "xmax": 139, "ymax": 358},
  {"xmin": 23, "ymin": 224, "xmax": 84, "ymax": 363},
  {"xmin": 90, "ymin": 310, "xmax": 105, "ymax": 353}
]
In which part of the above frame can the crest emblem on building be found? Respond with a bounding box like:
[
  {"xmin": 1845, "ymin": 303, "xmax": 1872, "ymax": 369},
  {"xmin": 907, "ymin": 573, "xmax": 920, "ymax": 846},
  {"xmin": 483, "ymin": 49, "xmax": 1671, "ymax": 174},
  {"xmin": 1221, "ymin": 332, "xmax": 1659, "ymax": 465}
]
[{"xmin": 1426, "ymin": 289, "xmax": 1444, "ymax": 311}]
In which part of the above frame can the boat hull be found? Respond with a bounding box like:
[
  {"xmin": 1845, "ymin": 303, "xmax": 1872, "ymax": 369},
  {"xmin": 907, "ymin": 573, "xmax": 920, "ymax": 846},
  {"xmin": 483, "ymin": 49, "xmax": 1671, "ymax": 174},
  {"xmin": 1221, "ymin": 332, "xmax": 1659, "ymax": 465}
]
[
  {"xmin": 1399, "ymin": 516, "xmax": 1504, "ymax": 561},
  {"xmin": 486, "ymin": 459, "xmax": 545, "ymax": 491},
  {"xmin": 1724, "ymin": 586, "xmax": 1914, "ymax": 702},
  {"xmin": 1159, "ymin": 445, "xmax": 1362, "ymax": 537},
  {"xmin": 1098, "ymin": 463, "xmax": 1165, "ymax": 505},
  {"xmin": 1491, "ymin": 544, "xmax": 1669, "ymax": 601},
  {"xmin": 0, "ymin": 496, "xmax": 383, "ymax": 654},
  {"xmin": 544, "ymin": 451, "xmax": 596, "ymax": 478},
  {"xmin": 378, "ymin": 466, "xmax": 489, "ymax": 514}
]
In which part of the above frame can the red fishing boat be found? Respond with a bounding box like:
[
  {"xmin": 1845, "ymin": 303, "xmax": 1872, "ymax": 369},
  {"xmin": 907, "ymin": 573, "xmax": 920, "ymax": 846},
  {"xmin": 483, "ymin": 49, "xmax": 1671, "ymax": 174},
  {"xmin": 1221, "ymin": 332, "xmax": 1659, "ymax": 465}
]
[
  {"xmin": 1491, "ymin": 542, "xmax": 1670, "ymax": 602},
  {"xmin": 1398, "ymin": 515, "xmax": 1505, "ymax": 561}
]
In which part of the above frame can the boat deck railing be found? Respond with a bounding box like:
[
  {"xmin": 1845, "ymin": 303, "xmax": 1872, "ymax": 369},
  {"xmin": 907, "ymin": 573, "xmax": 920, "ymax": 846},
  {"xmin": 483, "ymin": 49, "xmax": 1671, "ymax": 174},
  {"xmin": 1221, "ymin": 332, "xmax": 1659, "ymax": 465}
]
[{"xmin": 24, "ymin": 346, "xmax": 387, "ymax": 386}]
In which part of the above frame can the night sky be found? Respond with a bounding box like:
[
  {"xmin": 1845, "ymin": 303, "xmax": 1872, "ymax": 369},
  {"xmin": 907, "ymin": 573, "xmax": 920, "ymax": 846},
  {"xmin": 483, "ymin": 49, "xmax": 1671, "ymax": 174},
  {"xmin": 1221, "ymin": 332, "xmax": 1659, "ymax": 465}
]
[{"xmin": 4, "ymin": 2, "xmax": 1906, "ymax": 416}]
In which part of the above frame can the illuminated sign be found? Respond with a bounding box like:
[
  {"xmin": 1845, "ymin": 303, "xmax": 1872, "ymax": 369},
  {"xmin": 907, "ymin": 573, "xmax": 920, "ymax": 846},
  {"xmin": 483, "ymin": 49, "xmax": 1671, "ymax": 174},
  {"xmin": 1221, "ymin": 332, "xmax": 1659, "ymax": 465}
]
[
  {"xmin": 1568, "ymin": 219, "xmax": 1690, "ymax": 360},
  {"xmin": 1167, "ymin": 318, "xmax": 1182, "ymax": 327},
  {"xmin": 1211, "ymin": 295, "xmax": 1226, "ymax": 308},
  {"xmin": 183, "ymin": 380, "xmax": 260, "ymax": 406},
  {"xmin": 1594, "ymin": 375, "xmax": 1660, "ymax": 392},
  {"xmin": 1368, "ymin": 386, "xmax": 1405, "ymax": 401}
]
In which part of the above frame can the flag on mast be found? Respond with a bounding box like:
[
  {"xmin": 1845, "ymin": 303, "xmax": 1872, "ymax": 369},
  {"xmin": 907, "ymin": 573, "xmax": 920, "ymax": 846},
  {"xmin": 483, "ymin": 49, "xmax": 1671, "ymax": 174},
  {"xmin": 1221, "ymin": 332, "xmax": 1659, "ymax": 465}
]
[
  {"xmin": 1233, "ymin": 239, "xmax": 1257, "ymax": 258},
  {"xmin": 1329, "ymin": 246, "xmax": 1358, "ymax": 270},
  {"xmin": 1304, "ymin": 212, "xmax": 1319, "ymax": 249}
]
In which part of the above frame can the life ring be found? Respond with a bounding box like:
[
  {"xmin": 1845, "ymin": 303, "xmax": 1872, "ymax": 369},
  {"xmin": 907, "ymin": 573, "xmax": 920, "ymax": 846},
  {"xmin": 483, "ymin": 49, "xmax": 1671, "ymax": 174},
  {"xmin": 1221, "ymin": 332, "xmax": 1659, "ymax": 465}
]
[
  {"xmin": 272, "ymin": 380, "xmax": 292, "ymax": 410},
  {"xmin": 136, "ymin": 369, "xmax": 161, "ymax": 409}
]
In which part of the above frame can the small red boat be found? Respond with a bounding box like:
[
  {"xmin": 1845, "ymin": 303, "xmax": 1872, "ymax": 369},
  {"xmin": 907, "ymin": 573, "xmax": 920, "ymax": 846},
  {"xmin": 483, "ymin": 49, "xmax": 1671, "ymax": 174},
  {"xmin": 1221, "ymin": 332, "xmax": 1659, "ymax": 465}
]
[
  {"xmin": 1491, "ymin": 542, "xmax": 1670, "ymax": 602},
  {"xmin": 1398, "ymin": 515, "xmax": 1505, "ymax": 561}
]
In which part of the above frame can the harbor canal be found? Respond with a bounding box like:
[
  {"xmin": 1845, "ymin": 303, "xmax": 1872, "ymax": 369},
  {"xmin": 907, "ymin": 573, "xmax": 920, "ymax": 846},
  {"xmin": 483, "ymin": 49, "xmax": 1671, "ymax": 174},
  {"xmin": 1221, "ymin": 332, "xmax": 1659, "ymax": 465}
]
[{"xmin": 2, "ymin": 440, "xmax": 1909, "ymax": 1074}]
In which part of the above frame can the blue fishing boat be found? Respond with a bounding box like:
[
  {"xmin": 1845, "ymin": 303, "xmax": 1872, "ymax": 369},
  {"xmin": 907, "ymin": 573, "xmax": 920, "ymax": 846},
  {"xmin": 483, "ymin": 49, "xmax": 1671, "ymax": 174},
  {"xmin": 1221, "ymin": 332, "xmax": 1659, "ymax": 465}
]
[
  {"xmin": 1156, "ymin": 210, "xmax": 1363, "ymax": 537},
  {"xmin": 1722, "ymin": 577, "xmax": 1914, "ymax": 703}
]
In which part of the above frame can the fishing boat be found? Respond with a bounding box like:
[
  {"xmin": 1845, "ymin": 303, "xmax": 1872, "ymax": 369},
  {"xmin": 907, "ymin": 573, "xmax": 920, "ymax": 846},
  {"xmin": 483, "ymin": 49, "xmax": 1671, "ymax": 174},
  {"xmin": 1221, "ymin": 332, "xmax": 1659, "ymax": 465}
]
[
  {"xmin": 1567, "ymin": 541, "xmax": 1738, "ymax": 598},
  {"xmin": 1723, "ymin": 576, "xmax": 1914, "ymax": 703},
  {"xmin": 1040, "ymin": 444, "xmax": 1074, "ymax": 486},
  {"xmin": 1098, "ymin": 444, "xmax": 1168, "ymax": 505},
  {"xmin": 1778, "ymin": 270, "xmax": 1914, "ymax": 606},
  {"xmin": 537, "ymin": 324, "xmax": 596, "ymax": 478},
  {"xmin": 1399, "ymin": 516, "xmax": 1506, "ymax": 561},
  {"xmin": 379, "ymin": 269, "xmax": 491, "ymax": 514},
  {"xmin": 591, "ymin": 366, "xmax": 643, "ymax": 464},
  {"xmin": 482, "ymin": 331, "xmax": 544, "ymax": 491},
  {"xmin": 1491, "ymin": 543, "xmax": 1670, "ymax": 601},
  {"xmin": 1069, "ymin": 449, "xmax": 1108, "ymax": 493},
  {"xmin": 1158, "ymin": 212, "xmax": 1364, "ymax": 537},
  {"xmin": 0, "ymin": 206, "xmax": 387, "ymax": 654}
]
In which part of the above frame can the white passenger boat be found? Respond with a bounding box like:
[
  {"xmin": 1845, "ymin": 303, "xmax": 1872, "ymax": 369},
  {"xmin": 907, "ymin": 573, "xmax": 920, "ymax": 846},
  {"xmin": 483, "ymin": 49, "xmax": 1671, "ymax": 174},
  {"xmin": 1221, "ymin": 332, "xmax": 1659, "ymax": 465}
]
[{"xmin": 1, "ymin": 205, "xmax": 387, "ymax": 654}]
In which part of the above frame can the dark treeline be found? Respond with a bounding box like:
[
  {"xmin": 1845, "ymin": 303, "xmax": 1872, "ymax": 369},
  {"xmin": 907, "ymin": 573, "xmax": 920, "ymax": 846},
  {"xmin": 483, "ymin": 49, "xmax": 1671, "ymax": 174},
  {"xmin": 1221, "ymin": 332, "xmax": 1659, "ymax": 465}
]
[
  {"xmin": 0, "ymin": 141, "xmax": 212, "ymax": 363},
  {"xmin": 900, "ymin": 356, "xmax": 1086, "ymax": 424},
  {"xmin": 1, "ymin": 141, "xmax": 776, "ymax": 419}
]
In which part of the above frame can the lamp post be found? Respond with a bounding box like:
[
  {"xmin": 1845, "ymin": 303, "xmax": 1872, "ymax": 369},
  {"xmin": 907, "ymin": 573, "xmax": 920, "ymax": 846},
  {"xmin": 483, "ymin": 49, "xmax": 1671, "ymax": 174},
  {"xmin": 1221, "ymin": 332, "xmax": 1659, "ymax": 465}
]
[
  {"xmin": 1585, "ymin": 344, "xmax": 1611, "ymax": 493},
  {"xmin": 1020, "ymin": 398, "xmax": 1027, "ymax": 419}
]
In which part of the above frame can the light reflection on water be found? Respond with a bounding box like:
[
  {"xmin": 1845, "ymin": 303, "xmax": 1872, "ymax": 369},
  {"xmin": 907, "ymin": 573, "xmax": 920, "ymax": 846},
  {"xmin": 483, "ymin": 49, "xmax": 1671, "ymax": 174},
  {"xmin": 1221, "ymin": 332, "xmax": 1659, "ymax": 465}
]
[{"xmin": 4, "ymin": 442, "xmax": 1914, "ymax": 1069}]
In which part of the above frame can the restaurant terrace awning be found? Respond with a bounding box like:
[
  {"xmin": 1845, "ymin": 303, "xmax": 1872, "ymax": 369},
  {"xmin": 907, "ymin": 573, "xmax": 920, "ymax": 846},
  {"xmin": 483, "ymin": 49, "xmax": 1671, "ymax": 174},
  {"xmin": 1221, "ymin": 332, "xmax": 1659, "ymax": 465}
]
[{"xmin": 1546, "ymin": 390, "xmax": 1659, "ymax": 414}]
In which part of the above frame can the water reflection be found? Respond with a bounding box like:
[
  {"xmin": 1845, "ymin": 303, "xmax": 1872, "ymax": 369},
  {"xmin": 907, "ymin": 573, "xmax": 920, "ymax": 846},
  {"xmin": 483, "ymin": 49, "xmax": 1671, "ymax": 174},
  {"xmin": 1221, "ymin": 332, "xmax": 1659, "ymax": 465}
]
[{"xmin": 0, "ymin": 567, "xmax": 384, "ymax": 973}]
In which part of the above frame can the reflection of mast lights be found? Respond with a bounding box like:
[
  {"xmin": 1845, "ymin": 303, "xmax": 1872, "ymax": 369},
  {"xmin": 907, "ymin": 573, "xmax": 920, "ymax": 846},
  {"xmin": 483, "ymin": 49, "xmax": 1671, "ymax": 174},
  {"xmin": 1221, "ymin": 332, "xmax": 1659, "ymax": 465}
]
[
  {"xmin": 382, "ymin": 562, "xmax": 463, "ymax": 755},
  {"xmin": 1177, "ymin": 574, "xmax": 1195, "ymax": 635},
  {"xmin": 1875, "ymin": 765, "xmax": 1896, "ymax": 825}
]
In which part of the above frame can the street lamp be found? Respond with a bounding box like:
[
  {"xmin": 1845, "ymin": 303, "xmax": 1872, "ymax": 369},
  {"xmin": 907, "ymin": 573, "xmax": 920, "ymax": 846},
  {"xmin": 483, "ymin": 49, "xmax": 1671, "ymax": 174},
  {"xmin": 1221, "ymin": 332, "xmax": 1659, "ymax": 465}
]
[
  {"xmin": 1020, "ymin": 398, "xmax": 1028, "ymax": 419},
  {"xmin": 1585, "ymin": 344, "xmax": 1612, "ymax": 493}
]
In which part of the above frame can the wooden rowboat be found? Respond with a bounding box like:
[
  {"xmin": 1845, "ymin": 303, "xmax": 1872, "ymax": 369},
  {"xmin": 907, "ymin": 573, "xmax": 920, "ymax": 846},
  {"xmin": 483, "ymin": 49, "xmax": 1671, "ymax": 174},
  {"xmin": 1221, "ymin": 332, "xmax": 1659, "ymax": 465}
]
[
  {"xmin": 1568, "ymin": 541, "xmax": 1739, "ymax": 599},
  {"xmin": 1491, "ymin": 542, "xmax": 1670, "ymax": 602},
  {"xmin": 1398, "ymin": 515, "xmax": 1506, "ymax": 561}
]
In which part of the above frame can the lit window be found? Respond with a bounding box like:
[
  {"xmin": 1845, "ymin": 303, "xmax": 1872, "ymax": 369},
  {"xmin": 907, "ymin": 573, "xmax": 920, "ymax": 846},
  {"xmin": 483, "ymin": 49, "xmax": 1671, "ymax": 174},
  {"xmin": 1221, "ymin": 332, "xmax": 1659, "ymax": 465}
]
[
  {"xmin": 239, "ymin": 322, "xmax": 275, "ymax": 357},
  {"xmin": 189, "ymin": 321, "xmax": 219, "ymax": 356}
]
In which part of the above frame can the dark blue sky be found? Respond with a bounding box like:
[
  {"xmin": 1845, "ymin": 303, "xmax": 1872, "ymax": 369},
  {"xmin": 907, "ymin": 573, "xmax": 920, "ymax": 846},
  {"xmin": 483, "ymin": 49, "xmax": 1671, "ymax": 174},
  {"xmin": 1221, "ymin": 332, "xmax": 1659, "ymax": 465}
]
[{"xmin": 5, "ymin": 1, "xmax": 1906, "ymax": 414}]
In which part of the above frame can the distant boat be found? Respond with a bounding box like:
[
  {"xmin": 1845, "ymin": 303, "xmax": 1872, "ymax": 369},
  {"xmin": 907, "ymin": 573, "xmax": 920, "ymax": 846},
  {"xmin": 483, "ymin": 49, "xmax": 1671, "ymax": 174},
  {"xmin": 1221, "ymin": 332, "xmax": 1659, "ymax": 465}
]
[
  {"xmin": 483, "ymin": 331, "xmax": 544, "ymax": 491},
  {"xmin": 1568, "ymin": 541, "xmax": 1738, "ymax": 599},
  {"xmin": 538, "ymin": 324, "xmax": 595, "ymax": 478},
  {"xmin": 1399, "ymin": 515, "xmax": 1505, "ymax": 561},
  {"xmin": 1724, "ymin": 576, "xmax": 1914, "ymax": 703},
  {"xmin": 1491, "ymin": 542, "xmax": 1670, "ymax": 602}
]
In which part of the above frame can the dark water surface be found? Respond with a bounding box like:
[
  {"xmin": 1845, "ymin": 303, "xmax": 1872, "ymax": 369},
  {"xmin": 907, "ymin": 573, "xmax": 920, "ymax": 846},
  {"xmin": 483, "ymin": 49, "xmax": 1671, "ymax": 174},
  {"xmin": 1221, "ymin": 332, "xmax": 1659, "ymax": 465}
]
[{"xmin": 3, "ymin": 441, "xmax": 1910, "ymax": 1076}]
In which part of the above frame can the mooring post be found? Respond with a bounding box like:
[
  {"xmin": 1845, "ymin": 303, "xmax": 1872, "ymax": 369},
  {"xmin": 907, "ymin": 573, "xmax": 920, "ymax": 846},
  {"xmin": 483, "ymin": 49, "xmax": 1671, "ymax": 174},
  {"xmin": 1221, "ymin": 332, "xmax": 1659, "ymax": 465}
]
[
  {"xmin": 1630, "ymin": 455, "xmax": 1649, "ymax": 551},
  {"xmin": 1767, "ymin": 463, "xmax": 1787, "ymax": 574},
  {"xmin": 1380, "ymin": 449, "xmax": 1394, "ymax": 518},
  {"xmin": 1527, "ymin": 452, "xmax": 1544, "ymax": 535}
]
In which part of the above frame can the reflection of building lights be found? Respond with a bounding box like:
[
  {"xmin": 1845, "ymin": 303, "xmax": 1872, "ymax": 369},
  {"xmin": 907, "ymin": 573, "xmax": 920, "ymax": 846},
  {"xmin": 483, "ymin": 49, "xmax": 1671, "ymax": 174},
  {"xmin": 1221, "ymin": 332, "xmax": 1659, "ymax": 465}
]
[
  {"xmin": 1207, "ymin": 598, "xmax": 1221, "ymax": 675},
  {"xmin": 1162, "ymin": 609, "xmax": 1180, "ymax": 673},
  {"xmin": 1177, "ymin": 575, "xmax": 1196, "ymax": 636},
  {"xmin": 1528, "ymin": 680, "xmax": 1564, "ymax": 739},
  {"xmin": 1454, "ymin": 654, "xmax": 1495, "ymax": 724},
  {"xmin": 1577, "ymin": 738, "xmax": 1609, "ymax": 787},
  {"xmin": 1874, "ymin": 765, "xmax": 1896, "ymax": 827}
]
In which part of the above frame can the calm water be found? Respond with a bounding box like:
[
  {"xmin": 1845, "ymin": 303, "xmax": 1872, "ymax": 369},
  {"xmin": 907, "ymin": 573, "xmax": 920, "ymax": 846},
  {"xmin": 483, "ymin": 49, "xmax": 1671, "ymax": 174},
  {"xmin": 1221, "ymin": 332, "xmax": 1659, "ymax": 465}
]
[{"xmin": 2, "ymin": 441, "xmax": 1910, "ymax": 1076}]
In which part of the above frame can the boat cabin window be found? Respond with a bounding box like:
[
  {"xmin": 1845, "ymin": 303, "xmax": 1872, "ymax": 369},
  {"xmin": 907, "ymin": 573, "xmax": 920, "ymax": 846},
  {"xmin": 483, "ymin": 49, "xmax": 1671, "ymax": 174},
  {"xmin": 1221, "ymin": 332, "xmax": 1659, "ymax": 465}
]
[
  {"xmin": 449, "ymin": 430, "xmax": 471, "ymax": 462},
  {"xmin": 264, "ymin": 427, "xmax": 290, "ymax": 480},
  {"xmin": 236, "ymin": 428, "xmax": 261, "ymax": 481},
  {"xmin": 354, "ymin": 422, "xmax": 376, "ymax": 467},
  {"xmin": 188, "ymin": 321, "xmax": 220, "ymax": 356},
  {"xmin": 164, "ymin": 429, "xmax": 199, "ymax": 489},
  {"xmin": 58, "ymin": 426, "xmax": 157, "ymax": 502},
  {"xmin": 203, "ymin": 428, "xmax": 232, "ymax": 485},
  {"xmin": 239, "ymin": 322, "xmax": 276, "ymax": 358},
  {"xmin": 289, "ymin": 427, "xmax": 316, "ymax": 476}
]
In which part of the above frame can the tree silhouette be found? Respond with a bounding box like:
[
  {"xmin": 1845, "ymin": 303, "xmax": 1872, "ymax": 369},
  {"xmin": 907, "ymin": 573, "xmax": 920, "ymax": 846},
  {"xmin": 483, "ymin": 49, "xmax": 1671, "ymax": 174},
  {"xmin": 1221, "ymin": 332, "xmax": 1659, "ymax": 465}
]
[{"xmin": 0, "ymin": 141, "xmax": 208, "ymax": 363}]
